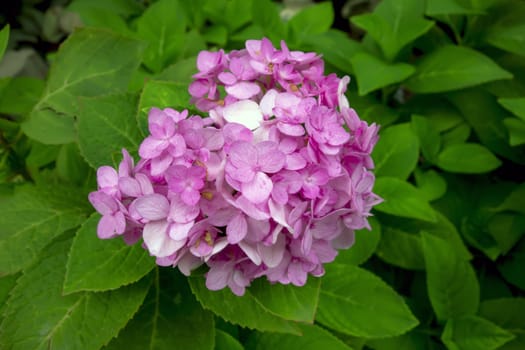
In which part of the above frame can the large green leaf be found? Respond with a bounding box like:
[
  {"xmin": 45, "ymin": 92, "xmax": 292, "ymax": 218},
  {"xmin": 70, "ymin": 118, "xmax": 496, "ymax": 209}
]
[
  {"xmin": 248, "ymin": 324, "xmax": 352, "ymax": 350},
  {"xmin": 414, "ymin": 169, "xmax": 447, "ymax": 202},
  {"xmin": 21, "ymin": 28, "xmax": 145, "ymax": 144},
  {"xmin": 498, "ymin": 250, "xmax": 525, "ymax": 290},
  {"xmin": 64, "ymin": 214, "xmax": 156, "ymax": 294},
  {"xmin": 251, "ymin": 0, "xmax": 285, "ymax": 43},
  {"xmin": 372, "ymin": 123, "xmax": 419, "ymax": 180},
  {"xmin": 188, "ymin": 275, "xmax": 300, "ymax": 334},
  {"xmin": 137, "ymin": 80, "xmax": 192, "ymax": 137},
  {"xmin": 376, "ymin": 226, "xmax": 425, "ymax": 270},
  {"xmin": 215, "ymin": 330, "xmax": 243, "ymax": 350},
  {"xmin": 485, "ymin": 2, "xmax": 525, "ymax": 57},
  {"xmin": 249, "ymin": 278, "xmax": 320, "ymax": 323},
  {"xmin": 351, "ymin": 0, "xmax": 434, "ymax": 61},
  {"xmin": 289, "ymin": 2, "xmax": 333, "ymax": 37},
  {"xmin": 0, "ymin": 235, "xmax": 150, "ymax": 350},
  {"xmin": 374, "ymin": 177, "xmax": 437, "ymax": 222},
  {"xmin": 317, "ymin": 263, "xmax": 419, "ymax": 338},
  {"xmin": 0, "ymin": 24, "xmax": 9, "ymax": 60},
  {"xmin": 136, "ymin": 0, "xmax": 187, "ymax": 73},
  {"xmin": 77, "ymin": 93, "xmax": 142, "ymax": 169},
  {"xmin": 106, "ymin": 269, "xmax": 214, "ymax": 350},
  {"xmin": 421, "ymin": 233, "xmax": 479, "ymax": 322},
  {"xmin": 0, "ymin": 77, "xmax": 45, "ymax": 115},
  {"xmin": 442, "ymin": 316, "xmax": 515, "ymax": 350},
  {"xmin": 406, "ymin": 45, "xmax": 512, "ymax": 93},
  {"xmin": 411, "ymin": 115, "xmax": 441, "ymax": 163},
  {"xmin": 436, "ymin": 143, "xmax": 502, "ymax": 173},
  {"xmin": 479, "ymin": 298, "xmax": 525, "ymax": 350},
  {"xmin": 335, "ymin": 216, "xmax": 381, "ymax": 266},
  {"xmin": 351, "ymin": 52, "xmax": 415, "ymax": 95},
  {"xmin": 0, "ymin": 184, "xmax": 89, "ymax": 275},
  {"xmin": 448, "ymin": 89, "xmax": 525, "ymax": 164}
]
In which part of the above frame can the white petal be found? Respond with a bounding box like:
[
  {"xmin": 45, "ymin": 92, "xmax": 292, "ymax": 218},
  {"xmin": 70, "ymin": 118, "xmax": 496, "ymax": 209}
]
[{"xmin": 223, "ymin": 100, "xmax": 263, "ymax": 130}]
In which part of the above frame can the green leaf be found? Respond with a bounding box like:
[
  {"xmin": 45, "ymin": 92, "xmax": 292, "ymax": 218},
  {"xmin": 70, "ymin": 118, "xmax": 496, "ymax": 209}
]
[
  {"xmin": 351, "ymin": 0, "xmax": 434, "ymax": 61},
  {"xmin": 78, "ymin": 93, "xmax": 142, "ymax": 169},
  {"xmin": 289, "ymin": 2, "xmax": 334, "ymax": 37},
  {"xmin": 64, "ymin": 213, "xmax": 156, "ymax": 294},
  {"xmin": 441, "ymin": 122, "xmax": 471, "ymax": 147},
  {"xmin": 406, "ymin": 45, "xmax": 512, "ymax": 93},
  {"xmin": 188, "ymin": 275, "xmax": 300, "ymax": 334},
  {"xmin": 56, "ymin": 143, "xmax": 91, "ymax": 186},
  {"xmin": 351, "ymin": 52, "xmax": 415, "ymax": 95},
  {"xmin": 488, "ymin": 212, "xmax": 525, "ymax": 255},
  {"xmin": 496, "ymin": 183, "xmax": 525, "ymax": 215},
  {"xmin": 485, "ymin": 2, "xmax": 525, "ymax": 57},
  {"xmin": 503, "ymin": 118, "xmax": 525, "ymax": 146},
  {"xmin": 0, "ymin": 77, "xmax": 45, "ymax": 115},
  {"xmin": 0, "ymin": 24, "xmax": 9, "ymax": 60},
  {"xmin": 203, "ymin": 0, "xmax": 253, "ymax": 33},
  {"xmin": 421, "ymin": 232, "xmax": 480, "ymax": 322},
  {"xmin": 411, "ymin": 115, "xmax": 441, "ymax": 163},
  {"xmin": 0, "ymin": 235, "xmax": 150, "ymax": 350},
  {"xmin": 335, "ymin": 216, "xmax": 381, "ymax": 266},
  {"xmin": 22, "ymin": 28, "xmax": 145, "ymax": 144},
  {"xmin": 374, "ymin": 177, "xmax": 437, "ymax": 222},
  {"xmin": 137, "ymin": 80, "xmax": 192, "ymax": 137},
  {"xmin": 0, "ymin": 184, "xmax": 89, "ymax": 275},
  {"xmin": 414, "ymin": 169, "xmax": 447, "ymax": 201},
  {"xmin": 448, "ymin": 89, "xmax": 525, "ymax": 164},
  {"xmin": 0, "ymin": 274, "xmax": 18, "ymax": 317},
  {"xmin": 425, "ymin": 0, "xmax": 481, "ymax": 15},
  {"xmin": 202, "ymin": 25, "xmax": 228, "ymax": 46},
  {"xmin": 216, "ymin": 330, "xmax": 243, "ymax": 350},
  {"xmin": 367, "ymin": 331, "xmax": 429, "ymax": 350},
  {"xmin": 442, "ymin": 316, "xmax": 515, "ymax": 350},
  {"xmin": 248, "ymin": 324, "xmax": 352, "ymax": 350},
  {"xmin": 251, "ymin": 0, "xmax": 284, "ymax": 42},
  {"xmin": 498, "ymin": 251, "xmax": 525, "ymax": 290},
  {"xmin": 479, "ymin": 298, "xmax": 525, "ymax": 350},
  {"xmin": 67, "ymin": 0, "xmax": 143, "ymax": 18},
  {"xmin": 317, "ymin": 263, "xmax": 419, "ymax": 338},
  {"xmin": 436, "ymin": 143, "xmax": 502, "ymax": 174},
  {"xmin": 499, "ymin": 97, "xmax": 525, "ymax": 121},
  {"xmin": 373, "ymin": 123, "xmax": 419, "ymax": 180},
  {"xmin": 301, "ymin": 30, "xmax": 362, "ymax": 73},
  {"xmin": 376, "ymin": 226, "xmax": 425, "ymax": 270},
  {"xmin": 106, "ymin": 269, "xmax": 214, "ymax": 350},
  {"xmin": 249, "ymin": 278, "xmax": 320, "ymax": 323},
  {"xmin": 136, "ymin": 0, "xmax": 187, "ymax": 73}
]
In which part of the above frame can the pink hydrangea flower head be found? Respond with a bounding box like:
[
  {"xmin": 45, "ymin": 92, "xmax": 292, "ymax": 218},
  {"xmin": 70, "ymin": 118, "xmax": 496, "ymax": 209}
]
[{"xmin": 88, "ymin": 37, "xmax": 382, "ymax": 296}]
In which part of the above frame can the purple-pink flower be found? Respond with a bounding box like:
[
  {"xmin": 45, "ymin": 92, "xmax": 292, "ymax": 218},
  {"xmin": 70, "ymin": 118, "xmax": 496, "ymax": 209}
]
[{"xmin": 88, "ymin": 37, "xmax": 381, "ymax": 296}]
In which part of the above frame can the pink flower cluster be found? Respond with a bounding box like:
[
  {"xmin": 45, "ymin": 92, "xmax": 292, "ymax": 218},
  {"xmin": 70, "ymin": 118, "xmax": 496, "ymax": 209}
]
[{"xmin": 89, "ymin": 38, "xmax": 381, "ymax": 296}]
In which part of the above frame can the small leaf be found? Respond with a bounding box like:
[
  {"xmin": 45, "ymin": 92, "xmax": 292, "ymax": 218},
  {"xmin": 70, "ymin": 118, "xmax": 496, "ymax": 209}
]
[
  {"xmin": 0, "ymin": 184, "xmax": 89, "ymax": 275},
  {"xmin": 479, "ymin": 298, "xmax": 525, "ymax": 350},
  {"xmin": 376, "ymin": 226, "xmax": 425, "ymax": 270},
  {"xmin": 503, "ymin": 118, "xmax": 525, "ymax": 146},
  {"xmin": 351, "ymin": 0, "xmax": 434, "ymax": 61},
  {"xmin": 406, "ymin": 45, "xmax": 512, "ymax": 93},
  {"xmin": 498, "ymin": 251, "xmax": 525, "ymax": 290},
  {"xmin": 216, "ymin": 330, "xmax": 243, "ymax": 350},
  {"xmin": 188, "ymin": 275, "xmax": 300, "ymax": 334},
  {"xmin": 485, "ymin": 2, "xmax": 525, "ymax": 57},
  {"xmin": 106, "ymin": 269, "xmax": 215, "ymax": 350},
  {"xmin": 289, "ymin": 2, "xmax": 333, "ymax": 37},
  {"xmin": 78, "ymin": 93, "xmax": 143, "ymax": 169},
  {"xmin": 488, "ymin": 212, "xmax": 525, "ymax": 255},
  {"xmin": 414, "ymin": 169, "xmax": 447, "ymax": 202},
  {"xmin": 317, "ymin": 263, "xmax": 419, "ymax": 338},
  {"xmin": 496, "ymin": 182, "xmax": 525, "ymax": 215},
  {"xmin": 442, "ymin": 316, "xmax": 515, "ymax": 350},
  {"xmin": 441, "ymin": 122, "xmax": 471, "ymax": 147},
  {"xmin": 351, "ymin": 52, "xmax": 415, "ymax": 95},
  {"xmin": 248, "ymin": 324, "xmax": 352, "ymax": 350},
  {"xmin": 64, "ymin": 213, "xmax": 156, "ymax": 294},
  {"xmin": 436, "ymin": 143, "xmax": 502, "ymax": 174},
  {"xmin": 422, "ymin": 232, "xmax": 480, "ymax": 321},
  {"xmin": 137, "ymin": 80, "xmax": 192, "ymax": 137},
  {"xmin": 411, "ymin": 115, "xmax": 441, "ymax": 162},
  {"xmin": 249, "ymin": 278, "xmax": 320, "ymax": 323},
  {"xmin": 373, "ymin": 123, "xmax": 419, "ymax": 180},
  {"xmin": 335, "ymin": 216, "xmax": 381, "ymax": 266},
  {"xmin": 21, "ymin": 28, "xmax": 145, "ymax": 144},
  {"xmin": 499, "ymin": 97, "xmax": 525, "ymax": 121},
  {"xmin": 0, "ymin": 24, "xmax": 9, "ymax": 60},
  {"xmin": 374, "ymin": 177, "xmax": 437, "ymax": 222},
  {"xmin": 0, "ymin": 235, "xmax": 150, "ymax": 350}
]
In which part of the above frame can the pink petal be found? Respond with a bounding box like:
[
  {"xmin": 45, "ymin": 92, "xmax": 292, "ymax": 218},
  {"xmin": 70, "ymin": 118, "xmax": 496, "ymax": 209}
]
[
  {"xmin": 228, "ymin": 141, "xmax": 257, "ymax": 169},
  {"xmin": 143, "ymin": 221, "xmax": 183, "ymax": 258},
  {"xmin": 236, "ymin": 196, "xmax": 271, "ymax": 220},
  {"xmin": 168, "ymin": 221, "xmax": 194, "ymax": 241},
  {"xmin": 241, "ymin": 172, "xmax": 273, "ymax": 204},
  {"xmin": 256, "ymin": 141, "xmax": 285, "ymax": 173},
  {"xmin": 150, "ymin": 153, "xmax": 173, "ymax": 176},
  {"xmin": 134, "ymin": 194, "xmax": 169, "ymax": 221},
  {"xmin": 169, "ymin": 196, "xmax": 200, "ymax": 223},
  {"xmin": 89, "ymin": 191, "xmax": 117, "ymax": 215},
  {"xmin": 139, "ymin": 136, "xmax": 168, "ymax": 159},
  {"xmin": 97, "ymin": 214, "xmax": 118, "ymax": 239},
  {"xmin": 288, "ymin": 261, "xmax": 307, "ymax": 286},
  {"xmin": 225, "ymin": 82, "xmax": 261, "ymax": 99},
  {"xmin": 206, "ymin": 262, "xmax": 233, "ymax": 290},
  {"xmin": 259, "ymin": 235, "xmax": 285, "ymax": 268},
  {"xmin": 277, "ymin": 123, "xmax": 305, "ymax": 136},
  {"xmin": 97, "ymin": 166, "xmax": 118, "ymax": 189},
  {"xmin": 239, "ymin": 241, "xmax": 262, "ymax": 265},
  {"xmin": 226, "ymin": 213, "xmax": 248, "ymax": 244},
  {"xmin": 119, "ymin": 177, "xmax": 141, "ymax": 197},
  {"xmin": 260, "ymin": 89, "xmax": 278, "ymax": 116}
]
